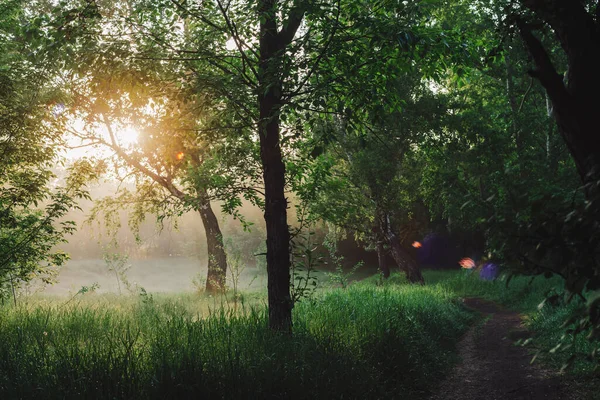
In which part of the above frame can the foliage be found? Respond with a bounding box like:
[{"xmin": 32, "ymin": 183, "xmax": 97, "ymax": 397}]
[
  {"xmin": 223, "ymin": 238, "xmax": 248, "ymax": 302},
  {"xmin": 507, "ymin": 179, "xmax": 600, "ymax": 369},
  {"xmin": 102, "ymin": 247, "xmax": 132, "ymax": 295},
  {"xmin": 61, "ymin": 282, "xmax": 101, "ymax": 308},
  {"xmin": 323, "ymin": 235, "xmax": 362, "ymax": 289},
  {"xmin": 0, "ymin": 2, "xmax": 95, "ymax": 299},
  {"xmin": 290, "ymin": 230, "xmax": 321, "ymax": 304},
  {"xmin": 411, "ymin": 0, "xmax": 600, "ymax": 367}
]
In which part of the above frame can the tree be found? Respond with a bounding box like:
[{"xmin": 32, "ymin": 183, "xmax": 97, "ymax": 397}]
[
  {"xmin": 293, "ymin": 72, "xmax": 437, "ymax": 284},
  {"xmin": 24, "ymin": 0, "xmax": 250, "ymax": 294},
  {"xmin": 516, "ymin": 0, "xmax": 600, "ymax": 192},
  {"xmin": 115, "ymin": 0, "xmax": 340, "ymax": 331},
  {"xmin": 511, "ymin": 1, "xmax": 600, "ymax": 364},
  {"xmin": 401, "ymin": 0, "xmax": 580, "ymax": 269},
  {"xmin": 287, "ymin": 0, "xmax": 469, "ymax": 284},
  {"xmin": 0, "ymin": 1, "xmax": 93, "ymax": 301},
  {"xmin": 63, "ymin": 73, "xmax": 232, "ymax": 293}
]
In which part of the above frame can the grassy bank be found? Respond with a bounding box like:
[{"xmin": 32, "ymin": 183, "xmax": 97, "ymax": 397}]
[{"xmin": 0, "ymin": 282, "xmax": 472, "ymax": 399}]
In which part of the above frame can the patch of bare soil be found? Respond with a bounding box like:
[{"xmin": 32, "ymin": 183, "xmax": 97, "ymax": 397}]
[{"xmin": 429, "ymin": 298, "xmax": 581, "ymax": 400}]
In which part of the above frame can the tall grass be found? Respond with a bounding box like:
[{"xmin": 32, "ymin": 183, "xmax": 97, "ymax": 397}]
[{"xmin": 0, "ymin": 283, "xmax": 472, "ymax": 399}]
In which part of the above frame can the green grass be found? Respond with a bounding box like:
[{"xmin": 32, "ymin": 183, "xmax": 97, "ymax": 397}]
[
  {"xmin": 0, "ymin": 281, "xmax": 473, "ymax": 399},
  {"xmin": 3, "ymin": 268, "xmax": 596, "ymax": 399}
]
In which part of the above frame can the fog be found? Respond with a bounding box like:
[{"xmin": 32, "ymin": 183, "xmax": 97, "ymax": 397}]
[
  {"xmin": 37, "ymin": 169, "xmax": 388, "ymax": 296},
  {"xmin": 43, "ymin": 178, "xmax": 270, "ymax": 295},
  {"xmin": 43, "ymin": 257, "xmax": 268, "ymax": 295}
]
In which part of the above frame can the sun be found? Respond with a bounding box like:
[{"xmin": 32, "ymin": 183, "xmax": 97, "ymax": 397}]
[{"xmin": 117, "ymin": 126, "xmax": 139, "ymax": 146}]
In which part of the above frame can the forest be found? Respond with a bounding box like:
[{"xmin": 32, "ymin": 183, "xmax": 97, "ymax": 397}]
[{"xmin": 1, "ymin": 0, "xmax": 599, "ymax": 398}]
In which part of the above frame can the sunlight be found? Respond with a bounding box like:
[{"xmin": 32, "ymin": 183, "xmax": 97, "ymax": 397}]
[
  {"xmin": 63, "ymin": 121, "xmax": 140, "ymax": 160},
  {"xmin": 117, "ymin": 126, "xmax": 139, "ymax": 146},
  {"xmin": 225, "ymin": 37, "xmax": 237, "ymax": 51}
]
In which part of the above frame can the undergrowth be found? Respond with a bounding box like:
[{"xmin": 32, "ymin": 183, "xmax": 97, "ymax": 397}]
[
  {"xmin": 6, "ymin": 268, "xmax": 594, "ymax": 399},
  {"xmin": 0, "ymin": 282, "xmax": 472, "ymax": 399}
]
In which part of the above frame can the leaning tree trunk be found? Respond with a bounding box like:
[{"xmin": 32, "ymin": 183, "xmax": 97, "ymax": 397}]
[
  {"xmin": 198, "ymin": 193, "xmax": 227, "ymax": 293},
  {"xmin": 378, "ymin": 211, "xmax": 424, "ymax": 284},
  {"xmin": 257, "ymin": 0, "xmax": 303, "ymax": 332},
  {"xmin": 518, "ymin": 1, "xmax": 600, "ymax": 195}
]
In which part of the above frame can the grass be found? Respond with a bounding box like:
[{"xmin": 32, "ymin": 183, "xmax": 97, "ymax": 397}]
[
  {"xmin": 2, "ymin": 268, "xmax": 597, "ymax": 399},
  {"xmin": 0, "ymin": 280, "xmax": 473, "ymax": 399}
]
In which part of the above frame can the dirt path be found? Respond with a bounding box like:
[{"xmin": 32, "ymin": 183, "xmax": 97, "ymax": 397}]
[{"xmin": 429, "ymin": 298, "xmax": 577, "ymax": 400}]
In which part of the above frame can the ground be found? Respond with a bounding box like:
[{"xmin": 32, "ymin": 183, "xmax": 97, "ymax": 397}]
[{"xmin": 429, "ymin": 298, "xmax": 587, "ymax": 400}]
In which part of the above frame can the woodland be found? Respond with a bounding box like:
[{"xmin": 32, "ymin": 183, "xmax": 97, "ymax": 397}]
[{"xmin": 1, "ymin": 0, "xmax": 600, "ymax": 399}]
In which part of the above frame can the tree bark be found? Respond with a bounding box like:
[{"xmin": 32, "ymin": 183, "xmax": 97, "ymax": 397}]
[
  {"xmin": 518, "ymin": 1, "xmax": 600, "ymax": 193},
  {"xmin": 376, "ymin": 241, "xmax": 390, "ymax": 279},
  {"xmin": 505, "ymin": 47, "xmax": 522, "ymax": 154},
  {"xmin": 257, "ymin": 0, "xmax": 303, "ymax": 332},
  {"xmin": 378, "ymin": 211, "xmax": 424, "ymax": 284},
  {"xmin": 544, "ymin": 92, "xmax": 559, "ymax": 173},
  {"xmin": 198, "ymin": 193, "xmax": 227, "ymax": 293}
]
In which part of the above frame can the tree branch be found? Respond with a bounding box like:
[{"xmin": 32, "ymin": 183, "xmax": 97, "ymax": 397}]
[
  {"xmin": 98, "ymin": 115, "xmax": 187, "ymax": 201},
  {"xmin": 516, "ymin": 19, "xmax": 570, "ymax": 110},
  {"xmin": 277, "ymin": 1, "xmax": 306, "ymax": 48}
]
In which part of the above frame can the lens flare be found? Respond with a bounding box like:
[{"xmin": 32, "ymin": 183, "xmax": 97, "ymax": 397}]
[{"xmin": 459, "ymin": 257, "xmax": 476, "ymax": 269}]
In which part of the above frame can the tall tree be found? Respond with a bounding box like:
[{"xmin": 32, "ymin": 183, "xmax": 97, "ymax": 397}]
[
  {"xmin": 517, "ymin": 0, "xmax": 600, "ymax": 192},
  {"xmin": 118, "ymin": 0, "xmax": 340, "ymax": 331}
]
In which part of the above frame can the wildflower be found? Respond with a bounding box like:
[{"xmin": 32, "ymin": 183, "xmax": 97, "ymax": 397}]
[
  {"xmin": 412, "ymin": 241, "xmax": 422, "ymax": 248},
  {"xmin": 43, "ymin": 331, "xmax": 48, "ymax": 336}
]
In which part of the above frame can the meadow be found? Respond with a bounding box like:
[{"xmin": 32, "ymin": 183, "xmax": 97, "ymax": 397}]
[{"xmin": 0, "ymin": 269, "xmax": 597, "ymax": 399}]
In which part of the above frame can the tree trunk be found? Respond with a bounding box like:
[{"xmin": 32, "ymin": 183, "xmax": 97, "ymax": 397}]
[
  {"xmin": 545, "ymin": 92, "xmax": 559, "ymax": 174},
  {"xmin": 518, "ymin": 1, "xmax": 600, "ymax": 194},
  {"xmin": 548, "ymin": 95, "xmax": 600, "ymax": 193},
  {"xmin": 378, "ymin": 212, "xmax": 424, "ymax": 284},
  {"xmin": 257, "ymin": 0, "xmax": 295, "ymax": 332},
  {"xmin": 386, "ymin": 235, "xmax": 424, "ymax": 284},
  {"xmin": 376, "ymin": 241, "xmax": 390, "ymax": 279},
  {"xmin": 259, "ymin": 111, "xmax": 293, "ymax": 332},
  {"xmin": 198, "ymin": 193, "xmax": 227, "ymax": 293},
  {"xmin": 505, "ymin": 48, "xmax": 522, "ymax": 154}
]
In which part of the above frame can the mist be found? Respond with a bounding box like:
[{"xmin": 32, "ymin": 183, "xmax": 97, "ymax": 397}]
[{"xmin": 44, "ymin": 178, "xmax": 269, "ymax": 295}]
